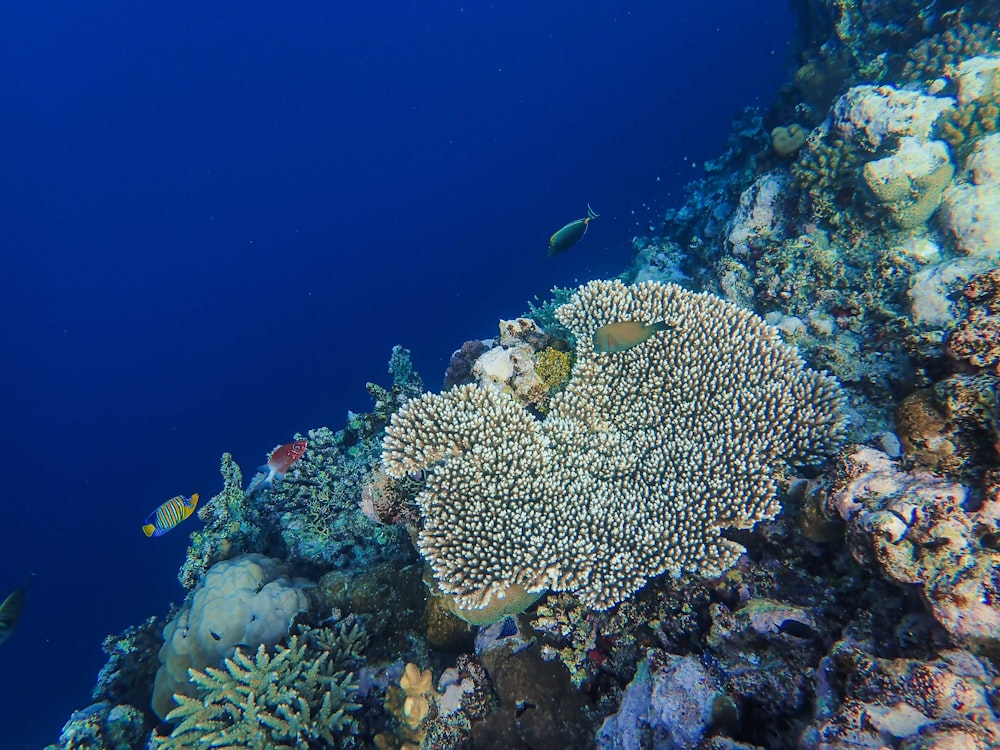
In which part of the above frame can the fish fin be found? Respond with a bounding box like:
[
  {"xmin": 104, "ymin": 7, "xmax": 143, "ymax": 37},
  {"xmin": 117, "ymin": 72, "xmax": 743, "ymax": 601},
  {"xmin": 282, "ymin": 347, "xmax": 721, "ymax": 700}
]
[
  {"xmin": 246, "ymin": 465, "xmax": 270, "ymax": 495},
  {"xmin": 188, "ymin": 493, "xmax": 200, "ymax": 507},
  {"xmin": 246, "ymin": 467, "xmax": 279, "ymax": 495},
  {"xmin": 142, "ymin": 523, "xmax": 157, "ymax": 537},
  {"xmin": 586, "ymin": 203, "xmax": 599, "ymax": 219}
]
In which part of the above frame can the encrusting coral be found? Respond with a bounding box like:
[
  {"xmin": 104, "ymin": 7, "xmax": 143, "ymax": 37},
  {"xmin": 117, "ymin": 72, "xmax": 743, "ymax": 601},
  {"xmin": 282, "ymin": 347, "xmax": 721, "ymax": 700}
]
[
  {"xmin": 382, "ymin": 279, "xmax": 846, "ymax": 613},
  {"xmin": 151, "ymin": 621, "xmax": 367, "ymax": 750}
]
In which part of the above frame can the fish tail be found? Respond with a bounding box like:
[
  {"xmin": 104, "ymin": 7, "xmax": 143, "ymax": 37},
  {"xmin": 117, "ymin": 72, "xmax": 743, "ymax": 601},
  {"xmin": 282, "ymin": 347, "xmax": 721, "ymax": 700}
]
[
  {"xmin": 586, "ymin": 203, "xmax": 599, "ymax": 219},
  {"xmin": 246, "ymin": 465, "xmax": 274, "ymax": 495},
  {"xmin": 142, "ymin": 523, "xmax": 157, "ymax": 537},
  {"xmin": 650, "ymin": 321, "xmax": 668, "ymax": 333}
]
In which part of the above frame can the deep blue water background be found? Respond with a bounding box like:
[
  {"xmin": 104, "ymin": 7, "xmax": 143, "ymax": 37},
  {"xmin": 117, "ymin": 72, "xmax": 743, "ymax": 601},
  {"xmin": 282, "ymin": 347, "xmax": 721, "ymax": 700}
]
[{"xmin": 1, "ymin": 1, "xmax": 794, "ymax": 744}]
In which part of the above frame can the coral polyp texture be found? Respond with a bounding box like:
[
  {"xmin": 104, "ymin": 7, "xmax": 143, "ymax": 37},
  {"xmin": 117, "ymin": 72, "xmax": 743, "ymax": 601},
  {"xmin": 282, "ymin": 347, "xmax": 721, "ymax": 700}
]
[
  {"xmin": 382, "ymin": 279, "xmax": 846, "ymax": 612},
  {"xmin": 151, "ymin": 622, "xmax": 367, "ymax": 750}
]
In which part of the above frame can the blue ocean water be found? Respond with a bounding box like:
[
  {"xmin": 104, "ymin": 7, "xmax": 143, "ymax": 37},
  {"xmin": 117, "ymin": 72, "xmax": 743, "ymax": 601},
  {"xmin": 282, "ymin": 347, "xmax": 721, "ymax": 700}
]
[{"xmin": 0, "ymin": 1, "xmax": 793, "ymax": 744}]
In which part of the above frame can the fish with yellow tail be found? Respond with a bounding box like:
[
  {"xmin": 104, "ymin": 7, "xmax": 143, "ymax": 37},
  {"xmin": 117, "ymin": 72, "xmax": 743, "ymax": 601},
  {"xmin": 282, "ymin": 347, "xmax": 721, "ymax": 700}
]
[
  {"xmin": 0, "ymin": 585, "xmax": 27, "ymax": 646},
  {"xmin": 142, "ymin": 493, "xmax": 199, "ymax": 537},
  {"xmin": 594, "ymin": 320, "xmax": 667, "ymax": 354},
  {"xmin": 548, "ymin": 203, "xmax": 599, "ymax": 256}
]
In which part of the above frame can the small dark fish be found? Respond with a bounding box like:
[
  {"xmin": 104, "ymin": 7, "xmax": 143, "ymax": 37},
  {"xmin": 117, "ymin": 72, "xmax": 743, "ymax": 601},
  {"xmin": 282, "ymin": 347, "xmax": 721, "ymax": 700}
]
[
  {"xmin": 0, "ymin": 587, "xmax": 26, "ymax": 646},
  {"xmin": 593, "ymin": 321, "xmax": 667, "ymax": 354},
  {"xmin": 548, "ymin": 204, "xmax": 599, "ymax": 256},
  {"xmin": 777, "ymin": 618, "xmax": 815, "ymax": 639},
  {"xmin": 248, "ymin": 439, "xmax": 309, "ymax": 494},
  {"xmin": 142, "ymin": 493, "xmax": 199, "ymax": 537}
]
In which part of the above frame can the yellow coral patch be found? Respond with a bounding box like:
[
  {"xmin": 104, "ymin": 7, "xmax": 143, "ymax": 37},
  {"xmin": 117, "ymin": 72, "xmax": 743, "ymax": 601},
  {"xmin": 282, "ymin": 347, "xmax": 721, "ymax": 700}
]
[
  {"xmin": 771, "ymin": 123, "xmax": 807, "ymax": 156},
  {"xmin": 534, "ymin": 347, "xmax": 573, "ymax": 392}
]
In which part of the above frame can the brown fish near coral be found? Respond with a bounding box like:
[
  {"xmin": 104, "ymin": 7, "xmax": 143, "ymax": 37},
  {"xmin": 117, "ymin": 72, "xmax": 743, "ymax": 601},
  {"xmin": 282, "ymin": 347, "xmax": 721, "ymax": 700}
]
[{"xmin": 593, "ymin": 320, "xmax": 667, "ymax": 353}]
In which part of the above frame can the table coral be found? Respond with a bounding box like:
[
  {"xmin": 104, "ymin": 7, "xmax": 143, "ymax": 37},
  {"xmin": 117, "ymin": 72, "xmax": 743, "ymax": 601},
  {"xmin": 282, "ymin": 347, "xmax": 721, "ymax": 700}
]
[{"xmin": 382, "ymin": 279, "xmax": 846, "ymax": 614}]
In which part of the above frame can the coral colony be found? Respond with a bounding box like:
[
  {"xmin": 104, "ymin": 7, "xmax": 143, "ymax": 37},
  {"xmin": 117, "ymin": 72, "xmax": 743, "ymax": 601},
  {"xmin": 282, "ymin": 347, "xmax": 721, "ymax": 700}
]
[{"xmin": 48, "ymin": 6, "xmax": 1000, "ymax": 749}]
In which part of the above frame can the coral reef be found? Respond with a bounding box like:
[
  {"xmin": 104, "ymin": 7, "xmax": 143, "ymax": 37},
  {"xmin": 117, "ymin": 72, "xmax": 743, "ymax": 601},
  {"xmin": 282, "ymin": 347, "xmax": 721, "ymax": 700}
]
[
  {"xmin": 948, "ymin": 267, "xmax": 1000, "ymax": 375},
  {"xmin": 770, "ymin": 123, "xmax": 807, "ymax": 156},
  {"xmin": 596, "ymin": 651, "xmax": 735, "ymax": 749},
  {"xmin": 472, "ymin": 639, "xmax": 595, "ymax": 749},
  {"xmin": 816, "ymin": 446, "xmax": 1000, "ymax": 656},
  {"xmin": 45, "ymin": 703, "xmax": 146, "ymax": 750},
  {"xmin": 863, "ymin": 136, "xmax": 954, "ymax": 229},
  {"xmin": 940, "ymin": 129, "xmax": 1000, "ymax": 261},
  {"xmin": 267, "ymin": 424, "xmax": 411, "ymax": 569},
  {"xmin": 316, "ymin": 562, "xmax": 428, "ymax": 661},
  {"xmin": 152, "ymin": 554, "xmax": 311, "ymax": 719},
  {"xmin": 463, "ymin": 316, "xmax": 573, "ymax": 414},
  {"xmin": 151, "ymin": 621, "xmax": 367, "ymax": 750},
  {"xmin": 179, "ymin": 451, "xmax": 252, "ymax": 589},
  {"xmin": 383, "ymin": 279, "xmax": 845, "ymax": 613},
  {"xmin": 801, "ymin": 618, "xmax": 1000, "ymax": 749},
  {"xmin": 179, "ymin": 348, "xmax": 423, "ymax": 584},
  {"xmin": 442, "ymin": 339, "xmax": 490, "ymax": 390},
  {"xmin": 42, "ymin": 5, "xmax": 1000, "ymax": 750}
]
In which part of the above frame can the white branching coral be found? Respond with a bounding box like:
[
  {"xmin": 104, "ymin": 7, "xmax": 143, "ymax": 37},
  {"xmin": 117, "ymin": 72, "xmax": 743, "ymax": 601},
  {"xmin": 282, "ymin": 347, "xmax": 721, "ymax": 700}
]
[{"xmin": 382, "ymin": 280, "xmax": 846, "ymax": 611}]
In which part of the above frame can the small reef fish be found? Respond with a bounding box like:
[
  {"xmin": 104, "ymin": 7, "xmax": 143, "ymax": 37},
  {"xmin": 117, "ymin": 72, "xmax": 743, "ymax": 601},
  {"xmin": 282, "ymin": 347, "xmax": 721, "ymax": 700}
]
[
  {"xmin": 548, "ymin": 204, "xmax": 599, "ymax": 256},
  {"xmin": 0, "ymin": 586, "xmax": 26, "ymax": 646},
  {"xmin": 248, "ymin": 439, "xmax": 308, "ymax": 494},
  {"xmin": 594, "ymin": 321, "xmax": 667, "ymax": 354},
  {"xmin": 142, "ymin": 493, "xmax": 200, "ymax": 537}
]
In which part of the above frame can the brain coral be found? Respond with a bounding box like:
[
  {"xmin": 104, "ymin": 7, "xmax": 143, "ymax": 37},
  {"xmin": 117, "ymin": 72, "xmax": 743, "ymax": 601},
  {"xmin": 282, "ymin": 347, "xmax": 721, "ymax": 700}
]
[
  {"xmin": 151, "ymin": 553, "xmax": 310, "ymax": 720},
  {"xmin": 382, "ymin": 280, "xmax": 846, "ymax": 612}
]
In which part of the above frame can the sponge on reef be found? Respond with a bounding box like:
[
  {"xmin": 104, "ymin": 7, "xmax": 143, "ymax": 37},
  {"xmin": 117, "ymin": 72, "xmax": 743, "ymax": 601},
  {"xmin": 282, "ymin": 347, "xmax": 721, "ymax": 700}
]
[{"xmin": 151, "ymin": 553, "xmax": 310, "ymax": 720}]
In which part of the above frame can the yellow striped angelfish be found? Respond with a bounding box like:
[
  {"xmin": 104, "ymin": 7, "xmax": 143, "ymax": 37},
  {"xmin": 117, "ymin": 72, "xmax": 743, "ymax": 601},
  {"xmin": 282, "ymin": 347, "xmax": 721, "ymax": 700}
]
[{"xmin": 142, "ymin": 493, "xmax": 199, "ymax": 537}]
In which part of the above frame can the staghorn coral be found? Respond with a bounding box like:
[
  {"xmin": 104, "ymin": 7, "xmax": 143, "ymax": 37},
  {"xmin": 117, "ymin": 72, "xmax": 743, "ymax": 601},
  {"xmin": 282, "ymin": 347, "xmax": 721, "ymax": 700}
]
[
  {"xmin": 382, "ymin": 279, "xmax": 846, "ymax": 613},
  {"xmin": 152, "ymin": 621, "xmax": 367, "ymax": 750}
]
